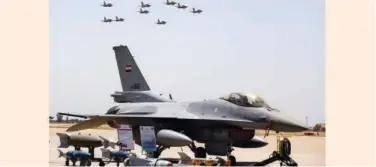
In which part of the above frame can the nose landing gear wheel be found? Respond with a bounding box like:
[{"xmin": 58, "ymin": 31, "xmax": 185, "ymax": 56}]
[
  {"xmin": 228, "ymin": 155, "xmax": 236, "ymax": 166},
  {"xmin": 195, "ymin": 147, "xmax": 207, "ymax": 158},
  {"xmin": 65, "ymin": 158, "xmax": 69, "ymax": 166}
]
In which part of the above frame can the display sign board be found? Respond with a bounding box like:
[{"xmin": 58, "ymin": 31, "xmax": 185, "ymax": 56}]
[
  {"xmin": 117, "ymin": 124, "xmax": 134, "ymax": 150},
  {"xmin": 139, "ymin": 126, "xmax": 157, "ymax": 152}
]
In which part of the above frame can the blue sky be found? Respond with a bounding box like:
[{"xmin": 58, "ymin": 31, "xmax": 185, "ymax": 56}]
[{"xmin": 50, "ymin": 0, "xmax": 325, "ymax": 126}]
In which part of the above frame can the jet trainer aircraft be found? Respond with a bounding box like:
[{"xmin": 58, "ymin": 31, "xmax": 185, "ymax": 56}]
[
  {"xmin": 101, "ymin": 1, "xmax": 113, "ymax": 7},
  {"xmin": 138, "ymin": 8, "xmax": 150, "ymax": 14},
  {"xmin": 115, "ymin": 16, "xmax": 124, "ymax": 22},
  {"xmin": 101, "ymin": 17, "xmax": 113, "ymax": 22},
  {"xmin": 156, "ymin": 19, "xmax": 167, "ymax": 25},
  {"xmin": 140, "ymin": 1, "xmax": 151, "ymax": 8},
  {"xmin": 191, "ymin": 8, "xmax": 203, "ymax": 14},
  {"xmin": 164, "ymin": 0, "xmax": 177, "ymax": 6},
  {"xmin": 176, "ymin": 3, "xmax": 188, "ymax": 9},
  {"xmin": 64, "ymin": 45, "xmax": 309, "ymax": 165}
]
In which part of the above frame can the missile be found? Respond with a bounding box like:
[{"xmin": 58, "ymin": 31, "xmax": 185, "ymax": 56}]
[
  {"xmin": 57, "ymin": 132, "xmax": 116, "ymax": 148},
  {"xmin": 58, "ymin": 148, "xmax": 91, "ymax": 159},
  {"xmin": 156, "ymin": 129, "xmax": 192, "ymax": 147},
  {"xmin": 101, "ymin": 148, "xmax": 129, "ymax": 161},
  {"xmin": 123, "ymin": 153, "xmax": 174, "ymax": 166},
  {"xmin": 147, "ymin": 159, "xmax": 173, "ymax": 166}
]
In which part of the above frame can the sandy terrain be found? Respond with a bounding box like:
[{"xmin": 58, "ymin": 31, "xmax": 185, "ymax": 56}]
[{"xmin": 49, "ymin": 127, "xmax": 325, "ymax": 166}]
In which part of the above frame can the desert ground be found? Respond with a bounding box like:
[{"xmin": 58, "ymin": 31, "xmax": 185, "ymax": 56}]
[{"xmin": 49, "ymin": 125, "xmax": 325, "ymax": 166}]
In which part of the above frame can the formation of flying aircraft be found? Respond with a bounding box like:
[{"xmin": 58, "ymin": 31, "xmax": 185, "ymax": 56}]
[
  {"xmin": 101, "ymin": 1, "xmax": 113, "ymax": 7},
  {"xmin": 98, "ymin": 0, "xmax": 202, "ymax": 25},
  {"xmin": 101, "ymin": 16, "xmax": 125, "ymax": 22},
  {"xmin": 156, "ymin": 19, "xmax": 167, "ymax": 25},
  {"xmin": 62, "ymin": 45, "xmax": 309, "ymax": 166},
  {"xmin": 191, "ymin": 7, "xmax": 203, "ymax": 14}
]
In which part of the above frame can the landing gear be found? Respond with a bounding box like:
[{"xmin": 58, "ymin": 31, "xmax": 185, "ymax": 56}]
[
  {"xmin": 98, "ymin": 159, "xmax": 105, "ymax": 167},
  {"xmin": 114, "ymin": 157, "xmax": 121, "ymax": 166},
  {"xmin": 195, "ymin": 147, "xmax": 207, "ymax": 158},
  {"xmin": 228, "ymin": 155, "xmax": 236, "ymax": 166},
  {"xmin": 188, "ymin": 142, "xmax": 236, "ymax": 165},
  {"xmin": 65, "ymin": 158, "xmax": 70, "ymax": 166},
  {"xmin": 188, "ymin": 142, "xmax": 207, "ymax": 158},
  {"xmin": 226, "ymin": 143, "xmax": 236, "ymax": 166}
]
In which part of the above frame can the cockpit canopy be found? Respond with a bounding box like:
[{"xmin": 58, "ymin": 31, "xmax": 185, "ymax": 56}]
[{"xmin": 220, "ymin": 92, "xmax": 271, "ymax": 108}]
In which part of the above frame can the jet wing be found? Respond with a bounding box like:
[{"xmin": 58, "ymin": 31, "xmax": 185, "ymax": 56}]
[
  {"xmin": 57, "ymin": 112, "xmax": 92, "ymax": 119},
  {"xmin": 66, "ymin": 113, "xmax": 269, "ymax": 132}
]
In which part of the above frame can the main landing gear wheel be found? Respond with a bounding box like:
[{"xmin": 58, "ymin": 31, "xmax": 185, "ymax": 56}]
[
  {"xmin": 98, "ymin": 159, "xmax": 105, "ymax": 166},
  {"xmin": 195, "ymin": 147, "xmax": 207, "ymax": 158},
  {"xmin": 228, "ymin": 155, "xmax": 236, "ymax": 166},
  {"xmin": 153, "ymin": 151, "xmax": 161, "ymax": 158}
]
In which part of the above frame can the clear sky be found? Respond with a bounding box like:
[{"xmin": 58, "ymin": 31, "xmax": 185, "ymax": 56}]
[{"xmin": 50, "ymin": 0, "xmax": 325, "ymax": 126}]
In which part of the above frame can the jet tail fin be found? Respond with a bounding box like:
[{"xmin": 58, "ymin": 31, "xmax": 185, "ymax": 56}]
[
  {"xmin": 113, "ymin": 45, "xmax": 150, "ymax": 91},
  {"xmin": 100, "ymin": 148, "xmax": 113, "ymax": 160},
  {"xmin": 56, "ymin": 132, "xmax": 70, "ymax": 148},
  {"xmin": 57, "ymin": 148, "xmax": 66, "ymax": 158},
  {"xmin": 177, "ymin": 152, "xmax": 192, "ymax": 165},
  {"xmin": 99, "ymin": 135, "xmax": 117, "ymax": 149},
  {"xmin": 177, "ymin": 152, "xmax": 192, "ymax": 161}
]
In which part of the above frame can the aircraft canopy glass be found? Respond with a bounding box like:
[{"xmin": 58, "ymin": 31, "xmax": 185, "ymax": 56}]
[{"xmin": 220, "ymin": 92, "xmax": 271, "ymax": 108}]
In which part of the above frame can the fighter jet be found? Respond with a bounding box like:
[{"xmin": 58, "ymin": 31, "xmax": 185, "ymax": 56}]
[
  {"xmin": 64, "ymin": 45, "xmax": 309, "ymax": 166},
  {"xmin": 140, "ymin": 1, "xmax": 151, "ymax": 8},
  {"xmin": 138, "ymin": 8, "xmax": 150, "ymax": 14},
  {"xmin": 176, "ymin": 3, "xmax": 188, "ymax": 9},
  {"xmin": 101, "ymin": 1, "xmax": 113, "ymax": 7},
  {"xmin": 115, "ymin": 16, "xmax": 124, "ymax": 22},
  {"xmin": 101, "ymin": 17, "xmax": 113, "ymax": 22},
  {"xmin": 164, "ymin": 0, "xmax": 176, "ymax": 6},
  {"xmin": 191, "ymin": 7, "xmax": 203, "ymax": 14},
  {"xmin": 156, "ymin": 19, "xmax": 167, "ymax": 25}
]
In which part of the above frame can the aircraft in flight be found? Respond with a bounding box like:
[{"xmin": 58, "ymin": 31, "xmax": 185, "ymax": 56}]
[
  {"xmin": 156, "ymin": 19, "xmax": 167, "ymax": 25},
  {"xmin": 115, "ymin": 16, "xmax": 124, "ymax": 22},
  {"xmin": 138, "ymin": 8, "xmax": 150, "ymax": 14},
  {"xmin": 176, "ymin": 3, "xmax": 188, "ymax": 9},
  {"xmin": 101, "ymin": 17, "xmax": 113, "ymax": 22},
  {"xmin": 140, "ymin": 1, "xmax": 151, "ymax": 8},
  {"xmin": 101, "ymin": 1, "xmax": 113, "ymax": 7},
  {"xmin": 164, "ymin": 0, "xmax": 177, "ymax": 6},
  {"xmin": 191, "ymin": 8, "xmax": 203, "ymax": 14},
  {"xmin": 63, "ymin": 45, "xmax": 309, "ymax": 166}
]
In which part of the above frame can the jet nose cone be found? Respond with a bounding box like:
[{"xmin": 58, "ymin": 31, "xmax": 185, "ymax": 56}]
[{"xmin": 270, "ymin": 113, "xmax": 309, "ymax": 132}]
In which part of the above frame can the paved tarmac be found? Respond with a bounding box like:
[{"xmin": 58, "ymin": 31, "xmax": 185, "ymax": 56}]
[{"xmin": 49, "ymin": 128, "xmax": 325, "ymax": 166}]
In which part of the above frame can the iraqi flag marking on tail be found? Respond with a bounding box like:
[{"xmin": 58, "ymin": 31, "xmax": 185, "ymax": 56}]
[{"xmin": 125, "ymin": 64, "xmax": 132, "ymax": 72}]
